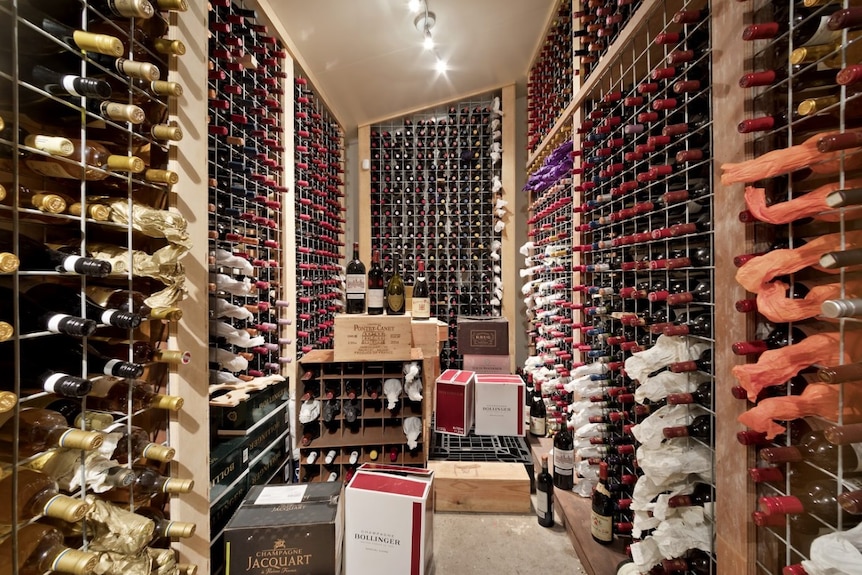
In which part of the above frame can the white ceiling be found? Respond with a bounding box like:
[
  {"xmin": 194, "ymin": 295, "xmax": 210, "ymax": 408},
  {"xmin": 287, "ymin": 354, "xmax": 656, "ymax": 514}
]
[{"xmin": 263, "ymin": 0, "xmax": 557, "ymax": 135}]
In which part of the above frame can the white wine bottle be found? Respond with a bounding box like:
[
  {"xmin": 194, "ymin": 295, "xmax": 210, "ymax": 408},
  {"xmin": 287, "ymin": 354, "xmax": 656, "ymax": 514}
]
[{"xmin": 385, "ymin": 252, "xmax": 405, "ymax": 315}]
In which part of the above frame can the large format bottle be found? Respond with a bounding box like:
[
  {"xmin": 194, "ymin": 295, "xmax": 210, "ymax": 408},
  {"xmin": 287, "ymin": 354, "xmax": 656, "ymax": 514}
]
[
  {"xmin": 411, "ymin": 260, "xmax": 431, "ymax": 320},
  {"xmin": 345, "ymin": 241, "xmax": 366, "ymax": 314},
  {"xmin": 367, "ymin": 248, "xmax": 385, "ymax": 315},
  {"xmin": 26, "ymin": 283, "xmax": 142, "ymax": 329},
  {"xmin": 0, "ymin": 229, "xmax": 111, "ymax": 277},
  {"xmin": 553, "ymin": 425, "xmax": 575, "ymax": 491},
  {"xmin": 385, "ymin": 252, "xmax": 405, "ymax": 315},
  {"xmin": 0, "ymin": 523, "xmax": 98, "ymax": 575},
  {"xmin": 0, "ymin": 468, "xmax": 89, "ymax": 523},
  {"xmin": 536, "ymin": 453, "xmax": 554, "ymax": 527},
  {"xmin": 0, "ymin": 408, "xmax": 103, "ymax": 457},
  {"xmin": 591, "ymin": 461, "xmax": 614, "ymax": 545}
]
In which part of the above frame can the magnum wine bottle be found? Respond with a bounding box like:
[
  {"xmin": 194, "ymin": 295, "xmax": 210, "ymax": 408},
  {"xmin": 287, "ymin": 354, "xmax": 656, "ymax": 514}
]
[
  {"xmin": 345, "ymin": 241, "xmax": 366, "ymax": 314},
  {"xmin": 367, "ymin": 248, "xmax": 385, "ymax": 315},
  {"xmin": 385, "ymin": 252, "xmax": 405, "ymax": 315}
]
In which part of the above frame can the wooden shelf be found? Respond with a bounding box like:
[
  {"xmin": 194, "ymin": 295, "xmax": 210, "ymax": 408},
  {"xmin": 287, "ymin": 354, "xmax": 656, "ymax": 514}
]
[{"xmin": 530, "ymin": 437, "xmax": 629, "ymax": 575}]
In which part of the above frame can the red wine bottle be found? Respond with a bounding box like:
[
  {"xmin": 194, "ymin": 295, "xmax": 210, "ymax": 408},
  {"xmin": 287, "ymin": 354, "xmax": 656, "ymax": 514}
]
[
  {"xmin": 345, "ymin": 241, "xmax": 366, "ymax": 314},
  {"xmin": 536, "ymin": 454, "xmax": 554, "ymax": 527},
  {"xmin": 553, "ymin": 426, "xmax": 575, "ymax": 490},
  {"xmin": 590, "ymin": 461, "xmax": 614, "ymax": 545}
]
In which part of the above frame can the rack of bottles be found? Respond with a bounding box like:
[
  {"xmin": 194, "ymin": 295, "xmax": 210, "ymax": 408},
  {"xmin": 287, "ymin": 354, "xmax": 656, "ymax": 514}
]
[
  {"xmin": 528, "ymin": 0, "xmax": 575, "ymax": 155},
  {"xmin": 296, "ymin": 350, "xmax": 427, "ymax": 484},
  {"xmin": 206, "ymin": 1, "xmax": 293, "ymax": 571},
  {"xmin": 0, "ymin": 0, "xmax": 200, "ymax": 573},
  {"xmin": 523, "ymin": 0, "xmax": 721, "ymax": 573},
  {"xmin": 731, "ymin": 1, "xmax": 862, "ymax": 573},
  {"xmin": 369, "ymin": 93, "xmax": 506, "ymax": 371},
  {"xmin": 292, "ymin": 69, "xmax": 345, "ymax": 361}
]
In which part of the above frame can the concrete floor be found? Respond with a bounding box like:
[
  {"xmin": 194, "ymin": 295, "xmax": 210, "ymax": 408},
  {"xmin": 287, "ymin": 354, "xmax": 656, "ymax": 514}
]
[{"xmin": 432, "ymin": 495, "xmax": 587, "ymax": 574}]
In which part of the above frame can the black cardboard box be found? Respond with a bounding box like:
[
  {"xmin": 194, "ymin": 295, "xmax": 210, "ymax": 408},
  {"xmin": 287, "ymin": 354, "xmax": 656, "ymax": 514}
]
[
  {"xmin": 457, "ymin": 317, "xmax": 509, "ymax": 355},
  {"xmin": 211, "ymin": 379, "xmax": 288, "ymax": 433},
  {"xmin": 224, "ymin": 482, "xmax": 343, "ymax": 575}
]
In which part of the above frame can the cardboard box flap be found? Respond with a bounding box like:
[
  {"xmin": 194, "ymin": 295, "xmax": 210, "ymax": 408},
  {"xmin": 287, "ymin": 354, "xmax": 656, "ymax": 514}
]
[
  {"xmin": 475, "ymin": 374, "xmax": 524, "ymax": 384},
  {"xmin": 349, "ymin": 473, "xmax": 431, "ymax": 498},
  {"xmin": 228, "ymin": 484, "xmax": 341, "ymax": 528}
]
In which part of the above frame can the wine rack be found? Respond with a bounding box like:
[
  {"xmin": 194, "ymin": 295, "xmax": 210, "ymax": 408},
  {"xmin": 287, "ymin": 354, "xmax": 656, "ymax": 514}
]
[
  {"xmin": 296, "ymin": 349, "xmax": 427, "ymax": 484},
  {"xmin": 732, "ymin": 2, "xmax": 862, "ymax": 574},
  {"xmin": 292, "ymin": 69, "xmax": 346, "ymax": 360},
  {"xmin": 367, "ymin": 92, "xmax": 506, "ymax": 371},
  {"xmin": 206, "ymin": 1, "xmax": 293, "ymax": 570},
  {"xmin": 0, "ymin": 0, "xmax": 201, "ymax": 573}
]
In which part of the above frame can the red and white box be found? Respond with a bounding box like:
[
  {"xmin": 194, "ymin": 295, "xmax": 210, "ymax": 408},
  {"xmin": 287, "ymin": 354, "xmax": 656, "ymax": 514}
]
[
  {"xmin": 473, "ymin": 373, "xmax": 525, "ymax": 436},
  {"xmin": 462, "ymin": 353, "xmax": 511, "ymax": 375},
  {"xmin": 344, "ymin": 464, "xmax": 434, "ymax": 575},
  {"xmin": 434, "ymin": 369, "xmax": 475, "ymax": 436}
]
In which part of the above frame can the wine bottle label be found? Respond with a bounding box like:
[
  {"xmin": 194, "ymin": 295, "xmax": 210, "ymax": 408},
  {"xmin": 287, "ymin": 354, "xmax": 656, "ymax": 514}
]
[
  {"xmin": 530, "ymin": 415, "xmax": 546, "ymax": 435},
  {"xmin": 60, "ymin": 256, "xmax": 83, "ymax": 273},
  {"xmin": 412, "ymin": 297, "xmax": 430, "ymax": 318},
  {"xmin": 100, "ymin": 310, "xmax": 118, "ymax": 325},
  {"xmin": 102, "ymin": 359, "xmax": 122, "ymax": 375},
  {"xmin": 47, "ymin": 313, "xmax": 73, "ymax": 333},
  {"xmin": 536, "ymin": 491, "xmax": 549, "ymax": 515},
  {"xmin": 346, "ymin": 274, "xmax": 366, "ymax": 297},
  {"xmin": 61, "ymin": 75, "xmax": 85, "ymax": 97},
  {"xmin": 368, "ymin": 289, "xmax": 384, "ymax": 308},
  {"xmin": 590, "ymin": 506, "xmax": 613, "ymax": 542},
  {"xmin": 553, "ymin": 447, "xmax": 575, "ymax": 476}
]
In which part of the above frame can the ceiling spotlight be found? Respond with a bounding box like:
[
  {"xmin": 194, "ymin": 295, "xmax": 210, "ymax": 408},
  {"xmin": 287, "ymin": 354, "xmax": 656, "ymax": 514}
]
[
  {"xmin": 435, "ymin": 58, "xmax": 447, "ymax": 73},
  {"xmin": 414, "ymin": 11, "xmax": 436, "ymax": 34},
  {"xmin": 423, "ymin": 30, "xmax": 434, "ymax": 50},
  {"xmin": 408, "ymin": 0, "xmax": 422, "ymax": 13}
]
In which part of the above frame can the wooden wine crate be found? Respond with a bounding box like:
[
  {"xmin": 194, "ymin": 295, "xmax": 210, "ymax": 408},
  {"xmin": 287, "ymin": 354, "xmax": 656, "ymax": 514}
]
[
  {"xmin": 333, "ymin": 313, "xmax": 412, "ymax": 362},
  {"xmin": 428, "ymin": 461, "xmax": 530, "ymax": 513}
]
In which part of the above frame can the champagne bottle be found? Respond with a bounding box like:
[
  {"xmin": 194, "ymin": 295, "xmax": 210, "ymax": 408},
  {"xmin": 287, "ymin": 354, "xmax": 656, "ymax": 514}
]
[
  {"xmin": 553, "ymin": 425, "xmax": 575, "ymax": 490},
  {"xmin": 536, "ymin": 454, "xmax": 554, "ymax": 527},
  {"xmin": 0, "ymin": 468, "xmax": 89, "ymax": 523},
  {"xmin": 24, "ymin": 138, "xmax": 145, "ymax": 181},
  {"xmin": 0, "ymin": 183, "xmax": 72, "ymax": 214},
  {"xmin": 12, "ymin": 8, "xmax": 124, "ymax": 57},
  {"xmin": 102, "ymin": 422, "xmax": 174, "ymax": 463},
  {"xmin": 367, "ymin": 248, "xmax": 385, "ymax": 315},
  {"xmin": 0, "ymin": 523, "xmax": 98, "ymax": 575},
  {"xmin": 85, "ymin": 376, "xmax": 183, "ymax": 412},
  {"xmin": 0, "ymin": 230, "xmax": 111, "ymax": 277},
  {"xmin": 590, "ymin": 461, "xmax": 614, "ymax": 545},
  {"xmin": 345, "ymin": 241, "xmax": 366, "ymax": 314},
  {"xmin": 102, "ymin": 464, "xmax": 193, "ymax": 505},
  {"xmin": 411, "ymin": 260, "xmax": 430, "ymax": 320},
  {"xmin": 26, "ymin": 283, "xmax": 142, "ymax": 329},
  {"xmin": 385, "ymin": 252, "xmax": 405, "ymax": 315},
  {"xmin": 137, "ymin": 506, "xmax": 196, "ymax": 545},
  {"xmin": 0, "ymin": 407, "xmax": 103, "ymax": 457},
  {"xmin": 0, "ymin": 287, "xmax": 97, "ymax": 337}
]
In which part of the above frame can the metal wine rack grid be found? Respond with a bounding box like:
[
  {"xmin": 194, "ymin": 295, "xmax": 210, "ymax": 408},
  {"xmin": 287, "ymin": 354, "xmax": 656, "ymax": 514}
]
[{"xmin": 370, "ymin": 92, "xmax": 504, "ymax": 371}]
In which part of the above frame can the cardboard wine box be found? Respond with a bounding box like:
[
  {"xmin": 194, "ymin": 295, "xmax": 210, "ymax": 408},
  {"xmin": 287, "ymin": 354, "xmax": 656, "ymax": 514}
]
[
  {"xmin": 344, "ymin": 464, "xmax": 434, "ymax": 575},
  {"xmin": 457, "ymin": 317, "xmax": 509, "ymax": 355},
  {"xmin": 434, "ymin": 369, "xmax": 475, "ymax": 436},
  {"xmin": 461, "ymin": 353, "xmax": 512, "ymax": 375},
  {"xmin": 333, "ymin": 313, "xmax": 412, "ymax": 362},
  {"xmin": 473, "ymin": 373, "xmax": 526, "ymax": 436},
  {"xmin": 224, "ymin": 482, "xmax": 344, "ymax": 575}
]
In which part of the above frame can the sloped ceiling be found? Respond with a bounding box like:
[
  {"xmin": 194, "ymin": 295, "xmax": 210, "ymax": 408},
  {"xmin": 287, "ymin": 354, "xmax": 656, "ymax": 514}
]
[{"xmin": 262, "ymin": 0, "xmax": 556, "ymax": 134}]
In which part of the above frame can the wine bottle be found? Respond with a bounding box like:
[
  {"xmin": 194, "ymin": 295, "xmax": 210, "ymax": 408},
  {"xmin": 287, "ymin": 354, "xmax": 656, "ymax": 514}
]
[
  {"xmin": 0, "ymin": 523, "xmax": 98, "ymax": 575},
  {"xmin": 26, "ymin": 283, "xmax": 142, "ymax": 329},
  {"xmin": 345, "ymin": 241, "xmax": 366, "ymax": 314},
  {"xmin": 367, "ymin": 248, "xmax": 385, "ymax": 315},
  {"xmin": 411, "ymin": 260, "xmax": 430, "ymax": 320},
  {"xmin": 85, "ymin": 285, "xmax": 182, "ymax": 321},
  {"xmin": 663, "ymin": 414, "xmax": 712, "ymax": 440},
  {"xmin": 12, "ymin": 8, "xmax": 124, "ymax": 57},
  {"xmin": 385, "ymin": 252, "xmax": 405, "ymax": 315},
  {"xmin": 669, "ymin": 348, "xmax": 712, "ymax": 374},
  {"xmin": 536, "ymin": 453, "xmax": 554, "ymax": 527},
  {"xmin": 85, "ymin": 376, "xmax": 184, "ymax": 412},
  {"xmin": 553, "ymin": 425, "xmax": 575, "ymax": 491},
  {"xmin": 529, "ymin": 390, "xmax": 547, "ymax": 437},
  {"xmin": 0, "ymin": 230, "xmax": 112, "ymax": 277},
  {"xmin": 88, "ymin": 339, "xmax": 190, "ymax": 365},
  {"xmin": 137, "ymin": 506, "xmax": 196, "ymax": 545},
  {"xmin": 102, "ymin": 464, "xmax": 193, "ymax": 505},
  {"xmin": 0, "ymin": 468, "xmax": 90, "ymax": 523},
  {"xmin": 760, "ymin": 429, "xmax": 862, "ymax": 473},
  {"xmin": 667, "ymin": 483, "xmax": 713, "ymax": 509},
  {"xmin": 0, "ymin": 408, "xmax": 103, "ymax": 458},
  {"xmin": 24, "ymin": 138, "xmax": 145, "ymax": 181},
  {"xmin": 666, "ymin": 380, "xmax": 713, "ymax": 407},
  {"xmin": 590, "ymin": 461, "xmax": 614, "ymax": 545},
  {"xmin": 661, "ymin": 550, "xmax": 712, "ymax": 574},
  {"xmin": 19, "ymin": 63, "xmax": 113, "ymax": 100},
  {"xmin": 758, "ymin": 477, "xmax": 862, "ymax": 529},
  {"xmin": 0, "ymin": 287, "xmax": 96, "ymax": 337},
  {"xmin": 102, "ymin": 422, "xmax": 174, "ymax": 463}
]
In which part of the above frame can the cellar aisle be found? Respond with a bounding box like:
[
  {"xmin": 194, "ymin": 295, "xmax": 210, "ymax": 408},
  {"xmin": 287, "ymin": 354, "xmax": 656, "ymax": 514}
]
[{"xmin": 433, "ymin": 499, "xmax": 587, "ymax": 574}]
